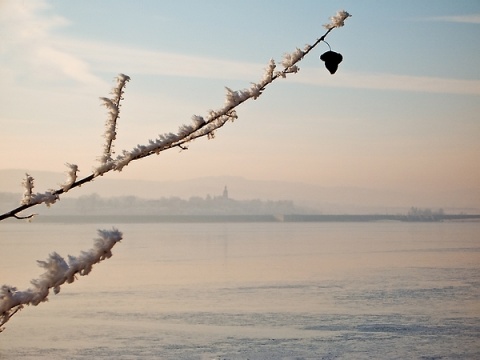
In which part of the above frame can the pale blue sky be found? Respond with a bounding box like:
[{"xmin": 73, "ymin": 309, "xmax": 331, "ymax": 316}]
[{"xmin": 1, "ymin": 0, "xmax": 479, "ymax": 205}]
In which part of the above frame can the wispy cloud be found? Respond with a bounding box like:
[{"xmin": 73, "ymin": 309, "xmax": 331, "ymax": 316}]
[
  {"xmin": 52, "ymin": 37, "xmax": 480, "ymax": 97},
  {"xmin": 297, "ymin": 69, "xmax": 480, "ymax": 96},
  {"xmin": 0, "ymin": 0, "xmax": 105, "ymax": 87},
  {"xmin": 53, "ymin": 37, "xmax": 263, "ymax": 82},
  {"xmin": 424, "ymin": 14, "xmax": 480, "ymax": 24},
  {"xmin": 2, "ymin": 0, "xmax": 478, "ymax": 97}
]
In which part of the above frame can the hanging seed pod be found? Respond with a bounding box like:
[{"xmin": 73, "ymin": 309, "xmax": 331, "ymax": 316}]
[{"xmin": 320, "ymin": 51, "xmax": 343, "ymax": 74}]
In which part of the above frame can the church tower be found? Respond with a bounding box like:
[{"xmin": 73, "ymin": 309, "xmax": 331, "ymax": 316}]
[{"xmin": 222, "ymin": 185, "xmax": 229, "ymax": 199}]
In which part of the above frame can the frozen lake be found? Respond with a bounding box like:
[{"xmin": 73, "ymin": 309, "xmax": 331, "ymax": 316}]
[{"xmin": 1, "ymin": 220, "xmax": 479, "ymax": 359}]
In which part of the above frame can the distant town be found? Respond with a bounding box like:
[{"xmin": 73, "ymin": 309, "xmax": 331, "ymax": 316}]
[
  {"xmin": 1, "ymin": 186, "xmax": 479, "ymax": 223},
  {"xmin": 0, "ymin": 186, "xmax": 298, "ymax": 217}
]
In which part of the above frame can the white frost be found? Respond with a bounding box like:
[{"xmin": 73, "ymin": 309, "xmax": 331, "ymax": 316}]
[
  {"xmin": 62, "ymin": 163, "xmax": 79, "ymax": 191},
  {"xmin": 281, "ymin": 47, "xmax": 304, "ymax": 70},
  {"xmin": 323, "ymin": 10, "xmax": 351, "ymax": 29},
  {"xmin": 31, "ymin": 190, "xmax": 59, "ymax": 207},
  {"xmin": 0, "ymin": 229, "xmax": 123, "ymax": 330},
  {"xmin": 98, "ymin": 73, "xmax": 131, "ymax": 167},
  {"xmin": 20, "ymin": 173, "xmax": 35, "ymax": 205},
  {"xmin": 20, "ymin": 174, "xmax": 59, "ymax": 207}
]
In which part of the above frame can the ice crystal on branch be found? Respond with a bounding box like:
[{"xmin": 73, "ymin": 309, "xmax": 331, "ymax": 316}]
[
  {"xmin": 281, "ymin": 48, "xmax": 304, "ymax": 72},
  {"xmin": 98, "ymin": 96, "xmax": 119, "ymax": 164},
  {"xmin": 62, "ymin": 163, "xmax": 79, "ymax": 191},
  {"xmin": 192, "ymin": 115, "xmax": 206, "ymax": 127},
  {"xmin": 112, "ymin": 73, "xmax": 130, "ymax": 103},
  {"xmin": 178, "ymin": 124, "xmax": 194, "ymax": 138},
  {"xmin": 98, "ymin": 74, "xmax": 131, "ymax": 168},
  {"xmin": 31, "ymin": 190, "xmax": 59, "ymax": 207},
  {"xmin": 19, "ymin": 173, "xmax": 58, "ymax": 210},
  {"xmin": 323, "ymin": 10, "xmax": 351, "ymax": 29},
  {"xmin": 0, "ymin": 229, "xmax": 123, "ymax": 332},
  {"xmin": 224, "ymin": 87, "xmax": 250, "ymax": 107},
  {"xmin": 262, "ymin": 59, "xmax": 276, "ymax": 84},
  {"xmin": 20, "ymin": 173, "xmax": 35, "ymax": 205}
]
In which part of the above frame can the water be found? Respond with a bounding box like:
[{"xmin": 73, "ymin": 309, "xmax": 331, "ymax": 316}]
[{"xmin": 1, "ymin": 220, "xmax": 479, "ymax": 359}]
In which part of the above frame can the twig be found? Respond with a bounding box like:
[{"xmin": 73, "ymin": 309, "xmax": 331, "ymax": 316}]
[
  {"xmin": 0, "ymin": 229, "xmax": 123, "ymax": 331},
  {"xmin": 0, "ymin": 11, "xmax": 350, "ymax": 222}
]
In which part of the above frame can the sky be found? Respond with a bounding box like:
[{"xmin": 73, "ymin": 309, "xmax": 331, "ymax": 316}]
[{"xmin": 1, "ymin": 0, "xmax": 479, "ymax": 207}]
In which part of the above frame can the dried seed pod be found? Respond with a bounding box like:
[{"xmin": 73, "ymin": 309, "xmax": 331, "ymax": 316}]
[{"xmin": 320, "ymin": 51, "xmax": 343, "ymax": 74}]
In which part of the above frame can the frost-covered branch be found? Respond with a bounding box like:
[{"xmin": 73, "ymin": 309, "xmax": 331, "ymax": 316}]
[
  {"xmin": 0, "ymin": 229, "xmax": 123, "ymax": 332},
  {"xmin": 98, "ymin": 73, "xmax": 131, "ymax": 166},
  {"xmin": 20, "ymin": 174, "xmax": 35, "ymax": 206},
  {"xmin": 93, "ymin": 10, "xmax": 351, "ymax": 170},
  {"xmin": 0, "ymin": 10, "xmax": 350, "ymax": 221},
  {"xmin": 62, "ymin": 163, "xmax": 79, "ymax": 192},
  {"xmin": 323, "ymin": 10, "xmax": 351, "ymax": 29}
]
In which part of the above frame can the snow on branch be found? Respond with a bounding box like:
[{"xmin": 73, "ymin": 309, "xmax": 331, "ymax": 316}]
[
  {"xmin": 0, "ymin": 229, "xmax": 123, "ymax": 332},
  {"xmin": 0, "ymin": 10, "xmax": 350, "ymax": 221}
]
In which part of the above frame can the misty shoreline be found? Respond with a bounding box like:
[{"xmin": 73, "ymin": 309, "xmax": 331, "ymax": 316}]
[
  {"xmin": 4, "ymin": 214, "xmax": 479, "ymax": 224},
  {"xmin": 2, "ymin": 170, "xmax": 480, "ymax": 216}
]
